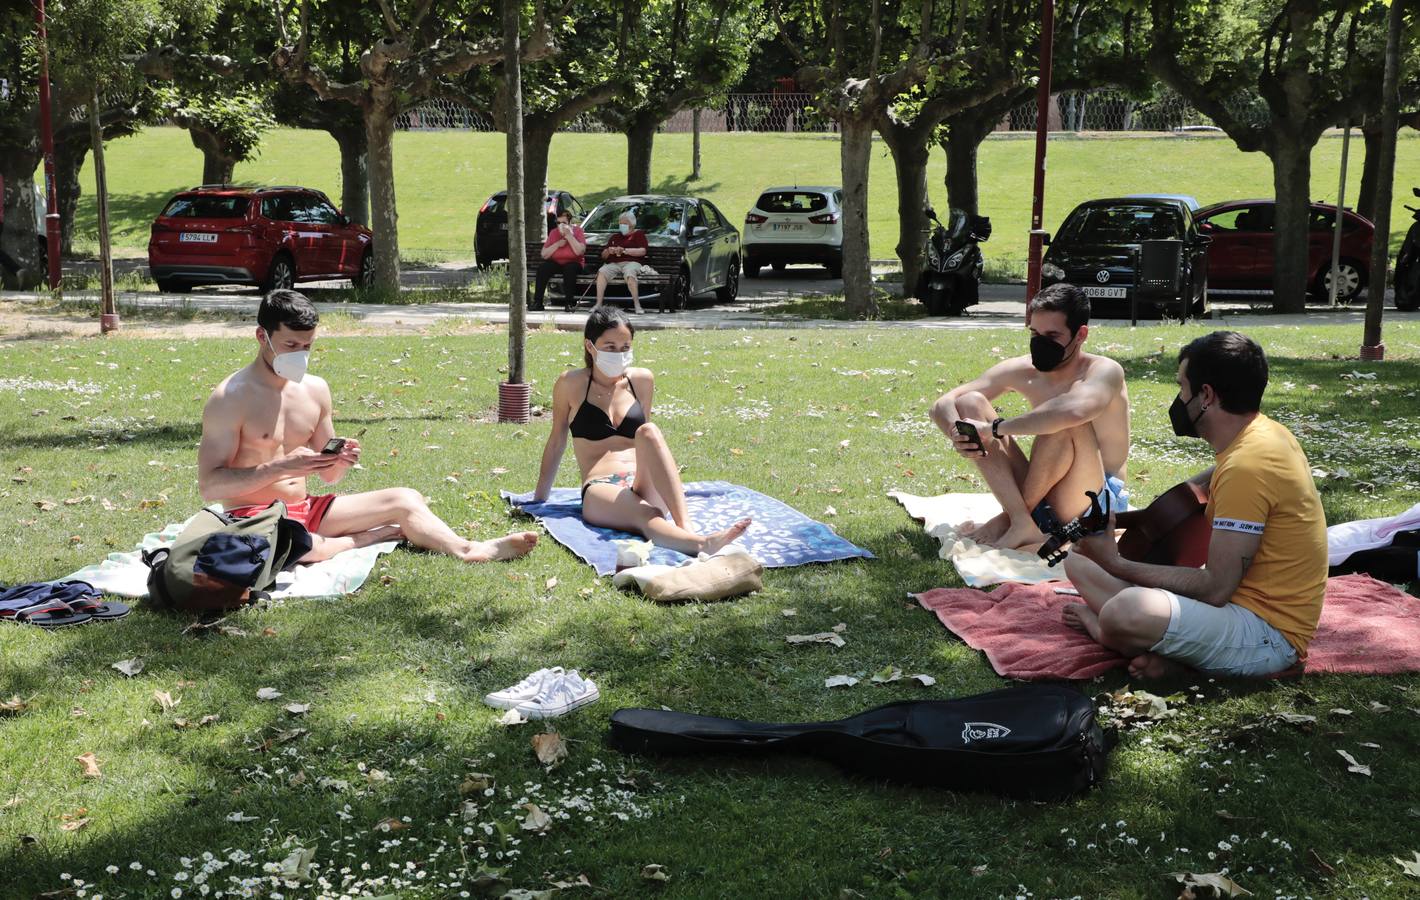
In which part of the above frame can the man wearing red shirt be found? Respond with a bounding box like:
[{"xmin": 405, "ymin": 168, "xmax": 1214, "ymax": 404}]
[
  {"xmin": 532, "ymin": 207, "xmax": 587, "ymax": 311},
  {"xmin": 595, "ymin": 211, "xmax": 648, "ymax": 314}
]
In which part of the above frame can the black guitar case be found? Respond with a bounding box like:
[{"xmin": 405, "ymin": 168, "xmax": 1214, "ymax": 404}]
[{"xmin": 610, "ymin": 684, "xmax": 1111, "ymax": 800}]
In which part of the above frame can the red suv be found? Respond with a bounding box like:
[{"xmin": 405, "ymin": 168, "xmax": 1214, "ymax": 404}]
[
  {"xmin": 1195, "ymin": 199, "xmax": 1374, "ymax": 303},
  {"xmin": 148, "ymin": 186, "xmax": 373, "ymax": 293}
]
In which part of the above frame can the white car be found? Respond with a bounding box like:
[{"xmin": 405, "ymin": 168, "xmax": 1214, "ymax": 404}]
[{"xmin": 742, "ymin": 186, "xmax": 843, "ymax": 278}]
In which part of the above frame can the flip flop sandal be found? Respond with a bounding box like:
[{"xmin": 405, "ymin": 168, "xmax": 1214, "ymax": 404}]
[
  {"xmin": 64, "ymin": 595, "xmax": 132, "ymax": 622},
  {"xmin": 0, "ymin": 600, "xmax": 93, "ymax": 629}
]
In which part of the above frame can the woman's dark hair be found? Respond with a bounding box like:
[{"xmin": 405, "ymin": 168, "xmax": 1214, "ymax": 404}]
[
  {"xmin": 1178, "ymin": 330, "xmax": 1268, "ymax": 413},
  {"xmin": 583, "ymin": 306, "xmax": 634, "ymax": 367},
  {"xmin": 258, "ymin": 289, "xmax": 319, "ymax": 333}
]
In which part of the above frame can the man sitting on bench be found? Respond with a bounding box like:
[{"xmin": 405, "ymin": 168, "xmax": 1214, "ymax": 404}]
[
  {"xmin": 197, "ymin": 289, "xmax": 539, "ymax": 564},
  {"xmin": 595, "ymin": 211, "xmax": 648, "ymax": 314},
  {"xmin": 1062, "ymin": 331, "xmax": 1326, "ymax": 679}
]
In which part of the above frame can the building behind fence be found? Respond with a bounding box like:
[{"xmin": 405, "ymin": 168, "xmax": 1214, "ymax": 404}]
[{"xmin": 395, "ymin": 89, "xmax": 1249, "ymax": 135}]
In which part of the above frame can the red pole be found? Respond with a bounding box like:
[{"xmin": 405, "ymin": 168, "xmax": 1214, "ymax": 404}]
[
  {"xmin": 35, "ymin": 0, "xmax": 62, "ymax": 292},
  {"xmin": 1025, "ymin": 0, "xmax": 1055, "ymax": 314}
]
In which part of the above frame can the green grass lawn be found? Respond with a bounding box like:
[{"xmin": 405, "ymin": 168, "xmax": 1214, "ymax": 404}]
[
  {"xmin": 3, "ymin": 322, "xmax": 1420, "ymax": 898},
  {"xmin": 66, "ymin": 127, "xmax": 1420, "ymax": 270}
]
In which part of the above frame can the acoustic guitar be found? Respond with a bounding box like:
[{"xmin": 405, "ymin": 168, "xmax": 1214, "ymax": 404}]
[{"xmin": 1039, "ymin": 480, "xmax": 1210, "ymax": 567}]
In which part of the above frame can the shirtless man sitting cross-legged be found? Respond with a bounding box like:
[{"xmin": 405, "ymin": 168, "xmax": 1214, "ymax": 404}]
[
  {"xmin": 929, "ymin": 283, "xmax": 1130, "ymax": 550},
  {"xmin": 197, "ymin": 289, "xmax": 538, "ymax": 564}
]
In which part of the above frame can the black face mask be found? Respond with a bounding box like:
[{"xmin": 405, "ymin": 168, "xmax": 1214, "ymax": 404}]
[
  {"xmin": 1169, "ymin": 392, "xmax": 1207, "ymax": 438},
  {"xmin": 1030, "ymin": 333, "xmax": 1075, "ymax": 372}
]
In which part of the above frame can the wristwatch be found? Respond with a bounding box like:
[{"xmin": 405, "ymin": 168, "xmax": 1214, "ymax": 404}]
[{"xmin": 991, "ymin": 417, "xmax": 1006, "ymax": 439}]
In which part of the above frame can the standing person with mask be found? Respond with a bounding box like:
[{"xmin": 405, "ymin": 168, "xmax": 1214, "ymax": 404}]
[
  {"xmin": 1061, "ymin": 331, "xmax": 1324, "ymax": 680},
  {"xmin": 532, "ymin": 206, "xmax": 587, "ymax": 312},
  {"xmin": 929, "ymin": 283, "xmax": 1131, "ymax": 550},
  {"xmin": 594, "ymin": 211, "xmax": 648, "ymax": 314},
  {"xmin": 532, "ymin": 307, "xmax": 752, "ymax": 554},
  {"xmin": 197, "ymin": 289, "xmax": 539, "ymax": 564}
]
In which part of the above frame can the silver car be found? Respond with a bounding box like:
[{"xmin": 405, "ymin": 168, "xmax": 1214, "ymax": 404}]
[{"xmin": 581, "ymin": 195, "xmax": 742, "ymax": 308}]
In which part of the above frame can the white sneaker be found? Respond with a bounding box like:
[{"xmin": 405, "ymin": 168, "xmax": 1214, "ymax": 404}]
[
  {"xmin": 515, "ymin": 670, "xmax": 600, "ymax": 719},
  {"xmin": 484, "ymin": 667, "xmax": 562, "ymax": 710}
]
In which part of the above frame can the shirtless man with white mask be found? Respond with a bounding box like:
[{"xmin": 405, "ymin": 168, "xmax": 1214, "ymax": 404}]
[
  {"xmin": 929, "ymin": 283, "xmax": 1131, "ymax": 550},
  {"xmin": 197, "ymin": 289, "xmax": 538, "ymax": 564}
]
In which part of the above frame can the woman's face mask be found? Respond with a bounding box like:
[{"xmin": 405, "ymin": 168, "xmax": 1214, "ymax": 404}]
[
  {"xmin": 594, "ymin": 348, "xmax": 633, "ymax": 377},
  {"xmin": 618, "ymin": 223, "xmax": 631, "ymax": 235}
]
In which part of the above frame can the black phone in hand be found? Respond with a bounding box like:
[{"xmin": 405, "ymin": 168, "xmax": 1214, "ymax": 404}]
[
  {"xmin": 321, "ymin": 438, "xmax": 346, "ymax": 454},
  {"xmin": 954, "ymin": 420, "xmax": 982, "ymax": 449}
]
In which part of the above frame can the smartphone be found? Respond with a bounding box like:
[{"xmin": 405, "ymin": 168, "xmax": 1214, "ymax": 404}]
[
  {"xmin": 321, "ymin": 437, "xmax": 346, "ymax": 455},
  {"xmin": 954, "ymin": 420, "xmax": 982, "ymax": 449}
]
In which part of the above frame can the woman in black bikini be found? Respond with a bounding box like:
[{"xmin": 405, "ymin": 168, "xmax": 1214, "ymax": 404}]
[{"xmin": 532, "ymin": 307, "xmax": 751, "ymax": 555}]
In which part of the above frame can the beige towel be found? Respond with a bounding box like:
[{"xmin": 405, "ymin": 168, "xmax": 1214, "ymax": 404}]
[{"xmin": 613, "ymin": 546, "xmax": 763, "ymax": 602}]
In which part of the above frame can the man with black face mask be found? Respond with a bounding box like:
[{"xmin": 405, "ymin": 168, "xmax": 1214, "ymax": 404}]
[
  {"xmin": 1061, "ymin": 331, "xmax": 1326, "ymax": 680},
  {"xmin": 930, "ymin": 283, "xmax": 1131, "ymax": 550}
]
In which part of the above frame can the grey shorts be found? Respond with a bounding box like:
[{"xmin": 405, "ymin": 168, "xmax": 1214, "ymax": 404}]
[
  {"xmin": 1150, "ymin": 591, "xmax": 1298, "ymax": 677},
  {"xmin": 598, "ymin": 260, "xmax": 644, "ymax": 281}
]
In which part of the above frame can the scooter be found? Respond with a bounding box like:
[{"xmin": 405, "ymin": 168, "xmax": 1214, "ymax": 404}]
[
  {"xmin": 1395, "ymin": 186, "xmax": 1420, "ymax": 312},
  {"xmin": 914, "ymin": 205, "xmax": 991, "ymax": 316}
]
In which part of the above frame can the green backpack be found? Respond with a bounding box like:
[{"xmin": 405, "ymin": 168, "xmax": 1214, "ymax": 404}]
[{"xmin": 143, "ymin": 503, "xmax": 313, "ymax": 613}]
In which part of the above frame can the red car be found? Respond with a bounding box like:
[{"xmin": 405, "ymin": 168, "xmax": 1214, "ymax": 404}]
[
  {"xmin": 148, "ymin": 186, "xmax": 373, "ymax": 293},
  {"xmin": 1195, "ymin": 199, "xmax": 1374, "ymax": 303}
]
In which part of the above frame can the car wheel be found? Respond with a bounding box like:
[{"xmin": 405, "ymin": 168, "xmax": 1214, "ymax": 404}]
[
  {"xmin": 1191, "ymin": 277, "xmax": 1209, "ymax": 318},
  {"xmin": 772, "ymin": 261, "xmax": 786, "ymax": 273},
  {"xmin": 357, "ymin": 250, "xmax": 375, "ymax": 289},
  {"xmin": 672, "ymin": 267, "xmax": 691, "ymax": 311},
  {"xmin": 744, "ymin": 259, "xmax": 761, "ymax": 278},
  {"xmin": 156, "ymin": 278, "xmax": 191, "ymax": 294},
  {"xmin": 715, "ymin": 256, "xmax": 740, "ymax": 303},
  {"xmin": 1396, "ymin": 264, "xmax": 1420, "ymax": 311},
  {"xmin": 1317, "ymin": 260, "xmax": 1367, "ymax": 303},
  {"xmin": 827, "ymin": 255, "xmax": 843, "ymax": 279},
  {"xmin": 263, "ymin": 253, "xmax": 296, "ymax": 293}
]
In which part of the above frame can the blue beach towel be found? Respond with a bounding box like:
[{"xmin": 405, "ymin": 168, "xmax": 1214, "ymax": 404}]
[{"xmin": 502, "ymin": 480, "xmax": 874, "ymax": 576}]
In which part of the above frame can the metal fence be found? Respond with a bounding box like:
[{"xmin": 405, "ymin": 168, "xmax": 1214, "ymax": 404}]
[{"xmin": 394, "ymin": 89, "xmax": 1260, "ymax": 136}]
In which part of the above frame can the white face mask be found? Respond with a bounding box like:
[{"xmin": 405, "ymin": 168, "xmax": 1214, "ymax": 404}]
[
  {"xmin": 266, "ymin": 334, "xmax": 310, "ymax": 383},
  {"xmin": 594, "ymin": 348, "xmax": 633, "ymax": 378},
  {"xmin": 618, "ymin": 223, "xmax": 631, "ymax": 235}
]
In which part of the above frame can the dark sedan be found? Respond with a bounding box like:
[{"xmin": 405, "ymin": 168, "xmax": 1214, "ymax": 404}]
[
  {"xmin": 475, "ymin": 189, "xmax": 584, "ymax": 268},
  {"xmin": 1041, "ymin": 197, "xmax": 1210, "ymax": 318}
]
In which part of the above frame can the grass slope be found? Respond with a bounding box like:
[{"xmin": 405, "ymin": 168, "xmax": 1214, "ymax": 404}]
[
  {"xmin": 2, "ymin": 323, "xmax": 1419, "ymax": 898},
  {"xmin": 66, "ymin": 128, "xmax": 1420, "ymax": 268}
]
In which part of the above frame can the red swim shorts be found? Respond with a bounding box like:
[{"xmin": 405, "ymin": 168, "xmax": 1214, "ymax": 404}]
[{"xmin": 226, "ymin": 494, "xmax": 338, "ymax": 533}]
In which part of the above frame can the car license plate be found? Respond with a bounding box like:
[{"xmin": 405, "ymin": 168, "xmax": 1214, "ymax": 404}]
[
  {"xmin": 771, "ymin": 223, "xmax": 804, "ymax": 232},
  {"xmin": 1083, "ymin": 286, "xmax": 1126, "ymax": 299},
  {"xmin": 179, "ymin": 232, "xmax": 218, "ymax": 244}
]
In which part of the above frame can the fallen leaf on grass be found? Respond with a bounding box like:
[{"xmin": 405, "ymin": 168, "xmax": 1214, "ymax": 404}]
[
  {"xmin": 1308, "ymin": 849, "xmax": 1336, "ymax": 877},
  {"xmin": 870, "ymin": 665, "xmax": 902, "ymax": 684},
  {"xmin": 502, "ymin": 890, "xmax": 555, "ymax": 900},
  {"xmin": 74, "ymin": 753, "xmax": 102, "ymax": 779},
  {"xmin": 0, "ymin": 695, "xmax": 30, "ymax": 716},
  {"xmin": 970, "ymin": 864, "xmax": 988, "ymax": 876},
  {"xmin": 34, "ymin": 500, "xmax": 56, "ymax": 511},
  {"xmin": 520, "ymin": 803, "xmax": 552, "ymax": 832},
  {"xmin": 910, "ymin": 674, "xmax": 936, "ymax": 687},
  {"xmin": 490, "ymin": 467, "xmax": 509, "ymax": 475},
  {"xmin": 544, "ymin": 576, "xmax": 558, "ymax": 590},
  {"xmin": 781, "ymin": 608, "xmax": 797, "ymax": 617},
  {"xmin": 171, "ymin": 715, "xmax": 220, "ymax": 730},
  {"xmin": 278, "ymin": 846, "xmax": 316, "ymax": 882},
  {"xmin": 1368, "ymin": 701, "xmax": 1391, "ymax": 713},
  {"xmin": 641, "ymin": 864, "xmax": 670, "ymax": 882},
  {"xmin": 1170, "ymin": 871, "xmax": 1252, "ymax": 897},
  {"xmin": 283, "ymin": 702, "xmax": 311, "ymax": 716},
  {"xmin": 110, "ymin": 658, "xmax": 144, "ymax": 677},
  {"xmin": 460, "ymin": 773, "xmax": 495, "ymax": 795},
  {"xmin": 1329, "ymin": 708, "xmax": 1352, "ymax": 716},
  {"xmin": 825, "ymin": 675, "xmax": 859, "ymax": 688},
  {"xmin": 1274, "ymin": 712, "xmax": 1316, "ymax": 725},
  {"xmin": 1395, "ymin": 851, "xmax": 1420, "ymax": 878},
  {"xmin": 373, "ymin": 817, "xmax": 408, "ymax": 832},
  {"xmin": 256, "ymin": 687, "xmax": 282, "ymax": 701},
  {"xmin": 1337, "ymin": 749, "xmax": 1371, "ymax": 776},
  {"xmin": 549, "ymin": 875, "xmax": 593, "ymax": 890},
  {"xmin": 500, "ymin": 708, "xmax": 528, "ymax": 726},
  {"xmin": 531, "ymin": 731, "xmax": 569, "ymax": 769},
  {"xmin": 59, "ymin": 809, "xmax": 90, "ymax": 832},
  {"xmin": 824, "ymin": 505, "xmax": 837, "ymax": 518},
  {"xmin": 153, "ymin": 690, "xmax": 179, "ymax": 711},
  {"xmin": 786, "ymin": 632, "xmax": 845, "ymax": 648}
]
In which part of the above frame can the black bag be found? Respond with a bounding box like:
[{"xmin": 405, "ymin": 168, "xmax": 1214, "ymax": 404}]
[{"xmin": 609, "ymin": 683, "xmax": 1112, "ymax": 800}]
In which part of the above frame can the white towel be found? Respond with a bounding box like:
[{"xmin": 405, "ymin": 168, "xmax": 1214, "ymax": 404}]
[
  {"xmin": 889, "ymin": 491, "xmax": 1062, "ymax": 587},
  {"xmin": 1326, "ymin": 501, "xmax": 1420, "ymax": 566},
  {"xmin": 64, "ymin": 510, "xmax": 398, "ymax": 600}
]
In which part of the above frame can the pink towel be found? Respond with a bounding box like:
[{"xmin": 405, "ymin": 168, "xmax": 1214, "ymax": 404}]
[{"xmin": 916, "ymin": 575, "xmax": 1420, "ymax": 680}]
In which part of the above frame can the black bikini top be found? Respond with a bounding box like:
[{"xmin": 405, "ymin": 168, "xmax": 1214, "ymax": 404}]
[{"xmin": 569, "ymin": 371, "xmax": 645, "ymax": 441}]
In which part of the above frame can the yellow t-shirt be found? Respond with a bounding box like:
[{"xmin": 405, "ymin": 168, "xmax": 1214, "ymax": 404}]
[{"xmin": 1206, "ymin": 414, "xmax": 1327, "ymax": 656}]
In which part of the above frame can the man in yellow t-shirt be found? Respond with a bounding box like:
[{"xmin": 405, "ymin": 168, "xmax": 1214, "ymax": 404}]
[{"xmin": 1060, "ymin": 331, "xmax": 1326, "ymax": 679}]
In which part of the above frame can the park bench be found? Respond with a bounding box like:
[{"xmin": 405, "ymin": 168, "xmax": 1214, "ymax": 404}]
[{"xmin": 524, "ymin": 241, "xmax": 689, "ymax": 312}]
